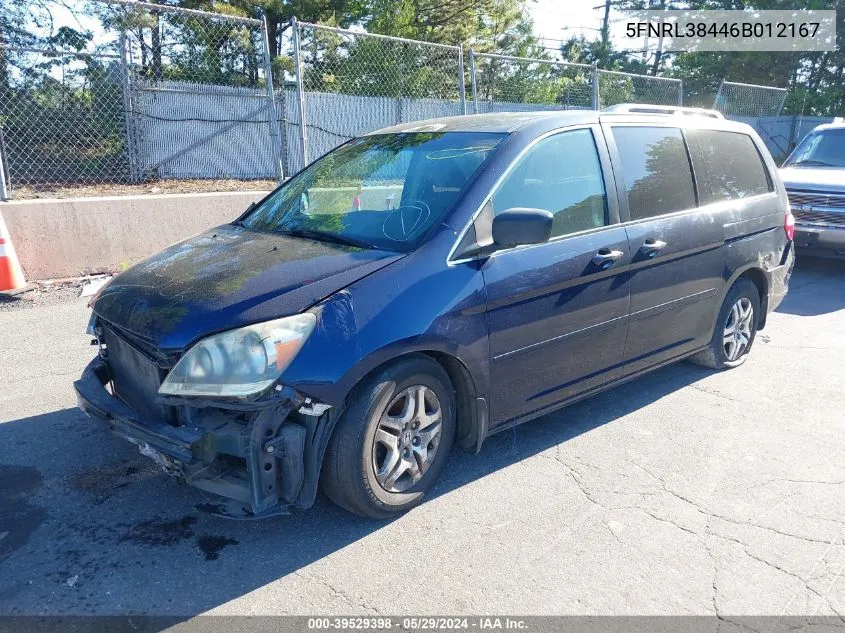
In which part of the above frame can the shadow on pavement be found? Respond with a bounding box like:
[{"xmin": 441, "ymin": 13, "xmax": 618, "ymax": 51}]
[
  {"xmin": 0, "ymin": 360, "xmax": 715, "ymax": 623},
  {"xmin": 776, "ymin": 255, "xmax": 845, "ymax": 316},
  {"xmin": 3, "ymin": 249, "xmax": 841, "ymax": 626}
]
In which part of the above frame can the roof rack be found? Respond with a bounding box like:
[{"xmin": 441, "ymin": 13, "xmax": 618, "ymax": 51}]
[{"xmin": 602, "ymin": 104, "xmax": 724, "ymax": 119}]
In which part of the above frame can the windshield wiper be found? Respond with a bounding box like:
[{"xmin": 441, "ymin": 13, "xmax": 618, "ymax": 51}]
[
  {"xmin": 281, "ymin": 228, "xmax": 373, "ymax": 250},
  {"xmin": 232, "ymin": 202, "xmax": 257, "ymax": 227},
  {"xmin": 789, "ymin": 159, "xmax": 837, "ymax": 167}
]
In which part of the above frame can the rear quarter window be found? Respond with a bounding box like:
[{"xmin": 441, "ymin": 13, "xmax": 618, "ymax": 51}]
[
  {"xmin": 611, "ymin": 126, "xmax": 697, "ymax": 221},
  {"xmin": 686, "ymin": 129, "xmax": 773, "ymax": 205}
]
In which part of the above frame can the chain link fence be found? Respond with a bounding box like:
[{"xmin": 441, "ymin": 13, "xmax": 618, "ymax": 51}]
[
  {"xmin": 0, "ymin": 0, "xmax": 282, "ymax": 199},
  {"xmin": 597, "ymin": 69, "xmax": 682, "ymax": 108},
  {"xmin": 713, "ymin": 80, "xmax": 788, "ymax": 118},
  {"xmin": 291, "ymin": 21, "xmax": 465, "ymax": 169},
  {"xmin": 114, "ymin": 0, "xmax": 282, "ymax": 184},
  {"xmin": 469, "ymin": 52, "xmax": 594, "ymax": 112},
  {"xmin": 0, "ymin": 0, "xmax": 794, "ymax": 200},
  {"xmin": 0, "ymin": 46, "xmax": 130, "ymax": 198}
]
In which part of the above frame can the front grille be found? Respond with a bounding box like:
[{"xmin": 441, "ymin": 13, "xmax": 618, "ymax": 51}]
[
  {"xmin": 102, "ymin": 325, "xmax": 169, "ymax": 421},
  {"xmin": 792, "ymin": 208, "xmax": 845, "ymax": 228},
  {"xmin": 787, "ymin": 190, "xmax": 845, "ymax": 210}
]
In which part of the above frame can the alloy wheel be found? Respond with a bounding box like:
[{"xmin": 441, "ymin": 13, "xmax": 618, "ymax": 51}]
[
  {"xmin": 372, "ymin": 385, "xmax": 443, "ymax": 493},
  {"xmin": 723, "ymin": 297, "xmax": 754, "ymax": 361}
]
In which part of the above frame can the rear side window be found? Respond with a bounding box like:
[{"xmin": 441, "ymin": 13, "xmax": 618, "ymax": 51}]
[
  {"xmin": 611, "ymin": 126, "xmax": 696, "ymax": 221},
  {"xmin": 686, "ymin": 129, "xmax": 772, "ymax": 204}
]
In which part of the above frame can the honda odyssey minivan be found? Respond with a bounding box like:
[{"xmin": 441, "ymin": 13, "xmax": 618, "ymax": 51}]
[{"xmin": 75, "ymin": 107, "xmax": 794, "ymax": 518}]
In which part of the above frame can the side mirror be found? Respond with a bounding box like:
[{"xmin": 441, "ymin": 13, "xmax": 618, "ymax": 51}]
[{"xmin": 491, "ymin": 207, "xmax": 553, "ymax": 249}]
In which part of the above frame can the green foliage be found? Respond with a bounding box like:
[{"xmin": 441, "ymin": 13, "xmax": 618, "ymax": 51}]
[
  {"xmin": 561, "ymin": 33, "xmax": 646, "ymax": 73},
  {"xmin": 556, "ymin": 0, "xmax": 845, "ymax": 116},
  {"xmin": 634, "ymin": 0, "xmax": 845, "ymax": 116},
  {"xmin": 301, "ymin": 27, "xmax": 462, "ymax": 99}
]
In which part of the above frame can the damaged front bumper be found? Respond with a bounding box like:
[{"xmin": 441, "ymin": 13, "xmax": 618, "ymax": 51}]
[{"xmin": 74, "ymin": 357, "xmax": 330, "ymax": 518}]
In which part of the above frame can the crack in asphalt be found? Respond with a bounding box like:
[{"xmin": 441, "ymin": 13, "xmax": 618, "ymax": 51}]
[
  {"xmin": 537, "ymin": 449, "xmax": 845, "ymax": 617},
  {"xmin": 708, "ymin": 530, "xmax": 844, "ymax": 618},
  {"xmin": 747, "ymin": 478, "xmax": 845, "ymax": 489},
  {"xmin": 293, "ymin": 570, "xmax": 383, "ymax": 615},
  {"xmin": 690, "ymin": 384, "xmax": 746, "ymax": 403},
  {"xmin": 628, "ymin": 460, "xmax": 840, "ymax": 546}
]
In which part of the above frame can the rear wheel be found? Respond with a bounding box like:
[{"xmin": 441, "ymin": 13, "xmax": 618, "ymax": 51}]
[
  {"xmin": 321, "ymin": 356, "xmax": 455, "ymax": 518},
  {"xmin": 690, "ymin": 278, "xmax": 761, "ymax": 370}
]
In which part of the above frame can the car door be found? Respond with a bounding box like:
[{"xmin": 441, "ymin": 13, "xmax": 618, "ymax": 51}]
[
  {"xmin": 480, "ymin": 125, "xmax": 632, "ymax": 426},
  {"xmin": 601, "ymin": 122, "xmax": 725, "ymax": 374}
]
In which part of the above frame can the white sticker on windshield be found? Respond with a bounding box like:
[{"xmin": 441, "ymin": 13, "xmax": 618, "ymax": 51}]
[{"xmin": 399, "ymin": 123, "xmax": 446, "ymax": 133}]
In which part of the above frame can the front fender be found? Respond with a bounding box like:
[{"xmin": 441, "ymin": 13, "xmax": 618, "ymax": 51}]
[{"xmin": 280, "ymin": 251, "xmax": 490, "ymax": 412}]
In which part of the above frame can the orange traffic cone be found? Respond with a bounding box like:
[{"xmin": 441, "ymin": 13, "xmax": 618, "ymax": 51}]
[{"xmin": 0, "ymin": 211, "xmax": 30, "ymax": 296}]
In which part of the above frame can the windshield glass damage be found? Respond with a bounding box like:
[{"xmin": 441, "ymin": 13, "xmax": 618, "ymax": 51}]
[{"xmin": 241, "ymin": 132, "xmax": 507, "ymax": 252}]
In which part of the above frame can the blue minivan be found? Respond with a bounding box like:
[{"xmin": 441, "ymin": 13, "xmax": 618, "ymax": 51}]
[{"xmin": 76, "ymin": 108, "xmax": 794, "ymax": 518}]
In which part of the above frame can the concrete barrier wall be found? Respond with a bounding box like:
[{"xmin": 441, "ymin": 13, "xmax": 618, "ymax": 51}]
[{"xmin": 1, "ymin": 191, "xmax": 270, "ymax": 280}]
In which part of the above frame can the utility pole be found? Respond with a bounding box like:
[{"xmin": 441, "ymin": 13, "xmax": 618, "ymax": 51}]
[
  {"xmin": 593, "ymin": 0, "xmax": 613, "ymax": 67},
  {"xmin": 601, "ymin": 0, "xmax": 612, "ymax": 47},
  {"xmin": 651, "ymin": 0, "xmax": 667, "ymax": 76}
]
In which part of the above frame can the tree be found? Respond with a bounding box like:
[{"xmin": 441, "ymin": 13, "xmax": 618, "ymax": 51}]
[
  {"xmin": 297, "ymin": 0, "xmax": 547, "ymax": 102},
  {"xmin": 560, "ymin": 33, "xmax": 647, "ymax": 72},
  {"xmin": 1, "ymin": 0, "xmax": 91, "ymax": 93},
  {"xmin": 649, "ymin": 0, "xmax": 845, "ymax": 115},
  {"xmin": 222, "ymin": 0, "xmax": 371, "ymax": 58},
  {"xmin": 365, "ymin": 0, "xmax": 543, "ymax": 54},
  {"xmin": 366, "ymin": 0, "xmax": 486, "ymax": 44}
]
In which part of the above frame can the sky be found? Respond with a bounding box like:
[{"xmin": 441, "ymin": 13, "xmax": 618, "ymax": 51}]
[{"xmin": 528, "ymin": 0, "xmax": 644, "ymax": 58}]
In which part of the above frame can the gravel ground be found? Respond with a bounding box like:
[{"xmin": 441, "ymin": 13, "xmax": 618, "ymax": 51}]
[
  {"xmin": 0, "ymin": 275, "xmax": 113, "ymax": 313},
  {"xmin": 0, "ymin": 256, "xmax": 843, "ymax": 619},
  {"xmin": 0, "ymin": 285, "xmax": 86, "ymax": 313},
  {"xmin": 9, "ymin": 179, "xmax": 277, "ymax": 200}
]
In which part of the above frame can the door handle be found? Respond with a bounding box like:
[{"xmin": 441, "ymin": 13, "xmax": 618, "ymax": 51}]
[
  {"xmin": 640, "ymin": 238, "xmax": 667, "ymax": 256},
  {"xmin": 591, "ymin": 248, "xmax": 624, "ymax": 268}
]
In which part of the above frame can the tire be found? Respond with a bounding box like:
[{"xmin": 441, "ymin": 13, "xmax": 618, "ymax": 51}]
[
  {"xmin": 321, "ymin": 355, "xmax": 456, "ymax": 518},
  {"xmin": 689, "ymin": 278, "xmax": 761, "ymax": 370}
]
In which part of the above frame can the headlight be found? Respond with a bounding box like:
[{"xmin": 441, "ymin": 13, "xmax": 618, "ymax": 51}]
[{"xmin": 158, "ymin": 313, "xmax": 316, "ymax": 398}]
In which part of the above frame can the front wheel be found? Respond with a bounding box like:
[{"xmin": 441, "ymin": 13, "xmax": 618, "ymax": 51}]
[
  {"xmin": 321, "ymin": 356, "xmax": 455, "ymax": 518},
  {"xmin": 689, "ymin": 278, "xmax": 761, "ymax": 370}
]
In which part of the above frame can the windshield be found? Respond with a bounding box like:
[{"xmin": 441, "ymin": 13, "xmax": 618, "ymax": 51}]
[
  {"xmin": 241, "ymin": 132, "xmax": 507, "ymax": 252},
  {"xmin": 783, "ymin": 129, "xmax": 845, "ymax": 168}
]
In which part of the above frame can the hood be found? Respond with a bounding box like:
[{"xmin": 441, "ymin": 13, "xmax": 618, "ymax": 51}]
[
  {"xmin": 779, "ymin": 166, "xmax": 845, "ymax": 193},
  {"xmin": 93, "ymin": 224, "xmax": 403, "ymax": 350}
]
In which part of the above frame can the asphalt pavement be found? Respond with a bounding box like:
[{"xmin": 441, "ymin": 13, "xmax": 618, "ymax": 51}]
[{"xmin": 0, "ymin": 256, "xmax": 843, "ymax": 618}]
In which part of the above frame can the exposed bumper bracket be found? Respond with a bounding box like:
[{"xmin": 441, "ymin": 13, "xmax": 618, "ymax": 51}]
[
  {"xmin": 75, "ymin": 357, "xmax": 308, "ymax": 516},
  {"xmin": 74, "ymin": 358, "xmax": 200, "ymax": 463}
]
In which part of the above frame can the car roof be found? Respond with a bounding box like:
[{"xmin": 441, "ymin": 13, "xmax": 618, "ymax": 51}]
[
  {"xmin": 810, "ymin": 119, "xmax": 845, "ymax": 133},
  {"xmin": 365, "ymin": 108, "xmax": 753, "ymax": 136},
  {"xmin": 367, "ymin": 111, "xmax": 599, "ymax": 135}
]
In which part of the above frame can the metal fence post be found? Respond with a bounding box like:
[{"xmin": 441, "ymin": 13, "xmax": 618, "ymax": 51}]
[
  {"xmin": 261, "ymin": 13, "xmax": 284, "ymax": 183},
  {"xmin": 592, "ymin": 62, "xmax": 600, "ymax": 110},
  {"xmin": 119, "ymin": 31, "xmax": 139, "ymax": 183},
  {"xmin": 291, "ymin": 17, "xmax": 309, "ymax": 168},
  {"xmin": 396, "ymin": 45, "xmax": 404, "ymax": 124},
  {"xmin": 457, "ymin": 46, "xmax": 466, "ymax": 115},
  {"xmin": 774, "ymin": 88, "xmax": 788, "ymax": 117},
  {"xmin": 0, "ymin": 136, "xmax": 9, "ymax": 201},
  {"xmin": 469, "ymin": 49, "xmax": 478, "ymax": 114},
  {"xmin": 713, "ymin": 79, "xmax": 725, "ymax": 110}
]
